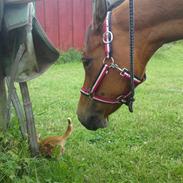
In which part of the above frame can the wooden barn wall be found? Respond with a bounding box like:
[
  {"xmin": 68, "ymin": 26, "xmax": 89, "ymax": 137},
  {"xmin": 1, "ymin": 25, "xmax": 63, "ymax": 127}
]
[{"xmin": 36, "ymin": 0, "xmax": 92, "ymax": 51}]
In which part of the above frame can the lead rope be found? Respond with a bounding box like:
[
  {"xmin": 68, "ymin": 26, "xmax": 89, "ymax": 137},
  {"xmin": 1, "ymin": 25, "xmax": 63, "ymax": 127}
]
[{"xmin": 128, "ymin": 0, "xmax": 135, "ymax": 112}]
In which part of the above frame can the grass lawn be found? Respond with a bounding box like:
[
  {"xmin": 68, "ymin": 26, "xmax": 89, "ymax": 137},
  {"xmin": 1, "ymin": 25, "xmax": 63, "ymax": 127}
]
[{"xmin": 0, "ymin": 42, "xmax": 183, "ymax": 183}]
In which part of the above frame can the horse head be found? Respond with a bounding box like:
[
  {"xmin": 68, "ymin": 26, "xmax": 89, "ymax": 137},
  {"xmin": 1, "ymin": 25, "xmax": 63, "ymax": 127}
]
[
  {"xmin": 77, "ymin": 0, "xmax": 183, "ymax": 131},
  {"xmin": 77, "ymin": 0, "xmax": 146, "ymax": 130}
]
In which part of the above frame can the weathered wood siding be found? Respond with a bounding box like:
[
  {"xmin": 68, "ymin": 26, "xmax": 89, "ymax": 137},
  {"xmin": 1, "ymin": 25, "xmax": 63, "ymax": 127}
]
[{"xmin": 36, "ymin": 0, "xmax": 92, "ymax": 51}]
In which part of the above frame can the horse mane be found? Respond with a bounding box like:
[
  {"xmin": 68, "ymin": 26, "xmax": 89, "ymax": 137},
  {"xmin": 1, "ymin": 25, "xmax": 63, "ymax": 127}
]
[{"xmin": 107, "ymin": 0, "xmax": 125, "ymax": 11}]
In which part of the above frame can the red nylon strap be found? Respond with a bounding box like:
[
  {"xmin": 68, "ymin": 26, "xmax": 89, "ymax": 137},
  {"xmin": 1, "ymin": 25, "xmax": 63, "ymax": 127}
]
[
  {"xmin": 103, "ymin": 11, "xmax": 113, "ymax": 59},
  {"xmin": 80, "ymin": 68, "xmax": 145, "ymax": 105},
  {"xmin": 120, "ymin": 70, "xmax": 142, "ymax": 86},
  {"xmin": 90, "ymin": 64, "xmax": 109, "ymax": 94},
  {"xmin": 80, "ymin": 89, "xmax": 125, "ymax": 104}
]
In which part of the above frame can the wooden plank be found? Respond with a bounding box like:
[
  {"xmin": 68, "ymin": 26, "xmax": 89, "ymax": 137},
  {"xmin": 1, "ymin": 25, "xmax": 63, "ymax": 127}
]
[
  {"xmin": 11, "ymin": 90, "xmax": 27, "ymax": 138},
  {"xmin": 36, "ymin": 0, "xmax": 93, "ymax": 50},
  {"xmin": 44, "ymin": 0, "xmax": 59, "ymax": 48},
  {"xmin": 6, "ymin": 78, "xmax": 27, "ymax": 138},
  {"xmin": 0, "ymin": 70, "xmax": 6, "ymax": 131},
  {"xmin": 58, "ymin": 0, "xmax": 73, "ymax": 51},
  {"xmin": 73, "ymin": 0, "xmax": 85, "ymax": 49},
  {"xmin": 35, "ymin": 0, "xmax": 46, "ymax": 30},
  {"xmin": 20, "ymin": 82, "xmax": 39, "ymax": 157},
  {"xmin": 5, "ymin": 44, "xmax": 26, "ymax": 131},
  {"xmin": 85, "ymin": 0, "xmax": 92, "ymax": 30}
]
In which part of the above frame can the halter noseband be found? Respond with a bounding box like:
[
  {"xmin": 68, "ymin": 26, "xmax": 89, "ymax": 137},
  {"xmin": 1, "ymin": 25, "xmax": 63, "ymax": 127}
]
[{"xmin": 81, "ymin": 11, "xmax": 146, "ymax": 107}]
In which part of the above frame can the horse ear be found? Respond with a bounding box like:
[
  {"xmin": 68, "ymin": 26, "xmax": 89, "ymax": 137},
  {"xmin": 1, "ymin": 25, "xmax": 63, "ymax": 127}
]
[{"xmin": 92, "ymin": 0, "xmax": 108, "ymax": 31}]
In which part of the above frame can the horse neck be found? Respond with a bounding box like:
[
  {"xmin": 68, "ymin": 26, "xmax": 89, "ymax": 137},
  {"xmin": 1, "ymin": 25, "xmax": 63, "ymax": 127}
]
[{"xmin": 113, "ymin": 0, "xmax": 183, "ymax": 75}]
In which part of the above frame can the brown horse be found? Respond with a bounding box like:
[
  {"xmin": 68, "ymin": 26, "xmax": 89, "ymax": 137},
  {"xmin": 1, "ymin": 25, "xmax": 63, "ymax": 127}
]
[{"xmin": 77, "ymin": 0, "xmax": 183, "ymax": 130}]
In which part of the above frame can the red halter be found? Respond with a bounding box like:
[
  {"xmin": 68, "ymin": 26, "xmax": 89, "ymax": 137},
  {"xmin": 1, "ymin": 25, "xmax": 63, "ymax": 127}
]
[{"xmin": 81, "ymin": 11, "xmax": 146, "ymax": 105}]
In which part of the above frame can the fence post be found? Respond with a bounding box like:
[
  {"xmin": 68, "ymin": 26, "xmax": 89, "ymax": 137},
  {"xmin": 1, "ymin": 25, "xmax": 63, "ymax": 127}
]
[
  {"xmin": 11, "ymin": 84, "xmax": 27, "ymax": 138},
  {"xmin": 20, "ymin": 82, "xmax": 39, "ymax": 156},
  {"xmin": 0, "ymin": 70, "xmax": 6, "ymax": 131}
]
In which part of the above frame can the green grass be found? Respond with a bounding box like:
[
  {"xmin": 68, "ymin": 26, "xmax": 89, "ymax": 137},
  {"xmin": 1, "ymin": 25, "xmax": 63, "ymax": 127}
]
[{"xmin": 1, "ymin": 42, "xmax": 183, "ymax": 183}]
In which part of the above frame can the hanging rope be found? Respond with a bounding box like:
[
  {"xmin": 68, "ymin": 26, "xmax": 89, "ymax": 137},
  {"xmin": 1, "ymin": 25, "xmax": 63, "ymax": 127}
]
[{"xmin": 128, "ymin": 0, "xmax": 135, "ymax": 112}]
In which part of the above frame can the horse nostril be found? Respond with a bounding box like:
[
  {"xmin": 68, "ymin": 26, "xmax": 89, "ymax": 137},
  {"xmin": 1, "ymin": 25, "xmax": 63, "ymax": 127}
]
[
  {"xmin": 77, "ymin": 114, "xmax": 98, "ymax": 130},
  {"xmin": 87, "ymin": 116, "xmax": 100, "ymax": 130},
  {"xmin": 83, "ymin": 115, "xmax": 108, "ymax": 131}
]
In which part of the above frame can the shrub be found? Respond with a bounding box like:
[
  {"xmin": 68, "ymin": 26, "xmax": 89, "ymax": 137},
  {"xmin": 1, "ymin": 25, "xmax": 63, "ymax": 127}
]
[{"xmin": 56, "ymin": 48, "xmax": 82, "ymax": 64}]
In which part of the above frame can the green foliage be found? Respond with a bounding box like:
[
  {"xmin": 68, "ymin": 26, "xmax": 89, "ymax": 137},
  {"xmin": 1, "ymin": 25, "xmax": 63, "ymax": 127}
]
[
  {"xmin": 0, "ymin": 132, "xmax": 30, "ymax": 183},
  {"xmin": 56, "ymin": 48, "xmax": 82, "ymax": 64},
  {"xmin": 0, "ymin": 42, "xmax": 183, "ymax": 182}
]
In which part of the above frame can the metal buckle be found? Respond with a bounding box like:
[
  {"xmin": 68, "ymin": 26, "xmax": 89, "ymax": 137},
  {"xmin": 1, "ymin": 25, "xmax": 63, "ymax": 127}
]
[
  {"xmin": 103, "ymin": 31, "xmax": 113, "ymax": 44},
  {"xmin": 120, "ymin": 68, "xmax": 128, "ymax": 76},
  {"xmin": 103, "ymin": 57, "xmax": 114, "ymax": 65}
]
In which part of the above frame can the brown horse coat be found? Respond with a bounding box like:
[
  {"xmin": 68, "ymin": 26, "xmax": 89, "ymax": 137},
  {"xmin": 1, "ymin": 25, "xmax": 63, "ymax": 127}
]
[{"xmin": 77, "ymin": 0, "xmax": 183, "ymax": 130}]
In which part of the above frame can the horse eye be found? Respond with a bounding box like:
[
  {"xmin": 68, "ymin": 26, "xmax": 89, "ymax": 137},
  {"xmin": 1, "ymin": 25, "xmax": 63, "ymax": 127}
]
[{"xmin": 81, "ymin": 57, "xmax": 93, "ymax": 68}]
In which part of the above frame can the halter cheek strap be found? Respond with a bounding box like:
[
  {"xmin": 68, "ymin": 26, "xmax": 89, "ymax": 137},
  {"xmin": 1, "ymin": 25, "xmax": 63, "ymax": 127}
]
[
  {"xmin": 103, "ymin": 11, "xmax": 113, "ymax": 59},
  {"xmin": 81, "ymin": 63, "xmax": 145, "ymax": 105},
  {"xmin": 80, "ymin": 11, "xmax": 146, "ymax": 106}
]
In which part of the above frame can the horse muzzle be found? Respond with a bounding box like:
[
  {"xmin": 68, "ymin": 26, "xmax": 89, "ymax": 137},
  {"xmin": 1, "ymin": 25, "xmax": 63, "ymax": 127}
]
[{"xmin": 77, "ymin": 112, "xmax": 108, "ymax": 131}]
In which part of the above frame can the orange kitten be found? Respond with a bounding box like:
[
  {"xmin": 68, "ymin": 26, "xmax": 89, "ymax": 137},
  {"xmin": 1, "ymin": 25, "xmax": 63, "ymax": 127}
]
[{"xmin": 39, "ymin": 118, "xmax": 73, "ymax": 158}]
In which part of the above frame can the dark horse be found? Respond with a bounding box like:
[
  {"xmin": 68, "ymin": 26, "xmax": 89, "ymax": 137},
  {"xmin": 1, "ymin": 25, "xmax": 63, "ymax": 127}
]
[{"xmin": 77, "ymin": 0, "xmax": 183, "ymax": 130}]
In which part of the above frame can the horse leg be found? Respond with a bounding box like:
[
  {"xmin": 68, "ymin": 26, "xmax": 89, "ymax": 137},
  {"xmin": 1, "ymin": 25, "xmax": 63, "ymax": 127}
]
[{"xmin": 19, "ymin": 82, "xmax": 39, "ymax": 156}]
